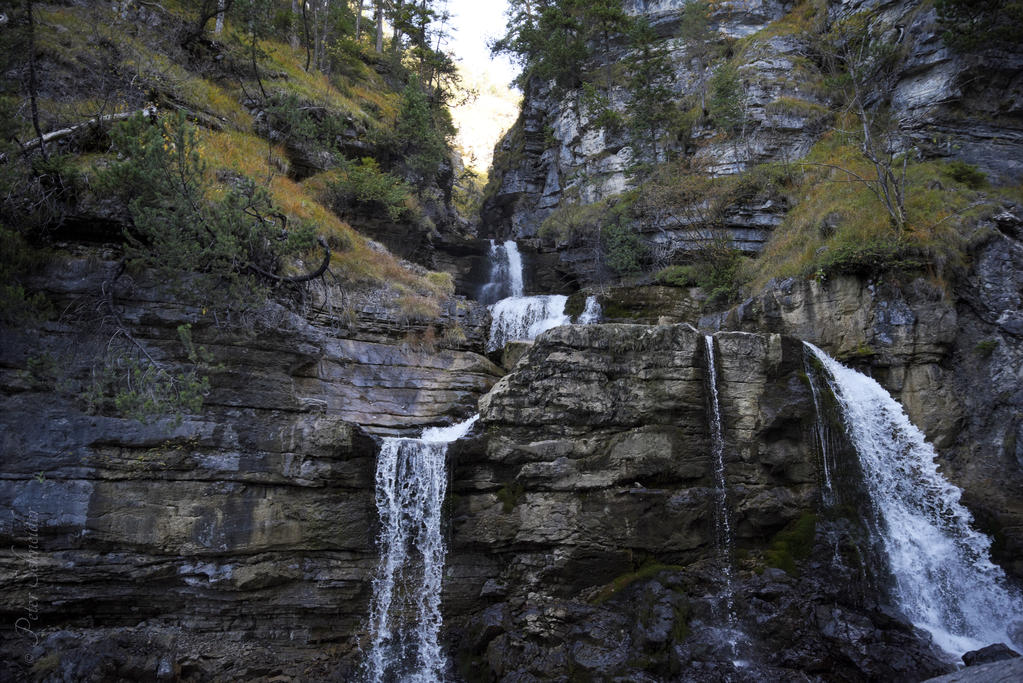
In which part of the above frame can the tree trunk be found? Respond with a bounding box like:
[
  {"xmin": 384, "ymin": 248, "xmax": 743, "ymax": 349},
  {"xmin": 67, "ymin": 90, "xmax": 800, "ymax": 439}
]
[
  {"xmin": 290, "ymin": 0, "xmax": 299, "ymax": 48},
  {"xmin": 313, "ymin": 1, "xmax": 323, "ymax": 70},
  {"xmin": 301, "ymin": 0, "xmax": 312, "ymax": 70},
  {"xmin": 392, "ymin": 0, "xmax": 402, "ymax": 52},
  {"xmin": 375, "ymin": 0, "xmax": 383, "ymax": 53},
  {"xmin": 355, "ymin": 0, "xmax": 363, "ymax": 40},
  {"xmin": 25, "ymin": 0, "xmax": 46, "ymax": 160}
]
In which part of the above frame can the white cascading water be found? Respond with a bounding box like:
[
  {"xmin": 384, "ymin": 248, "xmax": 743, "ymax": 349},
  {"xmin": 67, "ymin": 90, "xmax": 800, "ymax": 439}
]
[
  {"xmin": 704, "ymin": 335, "xmax": 747, "ymax": 662},
  {"xmin": 487, "ymin": 295, "xmax": 571, "ymax": 352},
  {"xmin": 478, "ymin": 240, "xmax": 524, "ymax": 304},
  {"xmin": 364, "ymin": 415, "xmax": 478, "ymax": 683},
  {"xmin": 365, "ymin": 241, "xmax": 602, "ymax": 679},
  {"xmin": 576, "ymin": 295, "xmax": 602, "ymax": 324},
  {"xmin": 483, "ymin": 239, "xmax": 600, "ymax": 352},
  {"xmin": 805, "ymin": 343, "xmax": 1023, "ymax": 655}
]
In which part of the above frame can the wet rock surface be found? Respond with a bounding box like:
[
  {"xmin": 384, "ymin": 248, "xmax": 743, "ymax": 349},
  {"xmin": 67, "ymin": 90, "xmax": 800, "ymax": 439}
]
[
  {"xmin": 0, "ymin": 255, "xmax": 501, "ymax": 679},
  {"xmin": 961, "ymin": 643, "xmax": 1021, "ymax": 667},
  {"xmin": 924, "ymin": 657, "xmax": 1023, "ymax": 683},
  {"xmin": 443, "ymin": 323, "xmax": 953, "ymax": 680}
]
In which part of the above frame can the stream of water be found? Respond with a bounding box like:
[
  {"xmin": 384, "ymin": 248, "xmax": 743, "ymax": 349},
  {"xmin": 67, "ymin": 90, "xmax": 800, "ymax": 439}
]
[
  {"xmin": 805, "ymin": 343, "xmax": 1023, "ymax": 656},
  {"xmin": 703, "ymin": 335, "xmax": 750, "ymax": 665},
  {"xmin": 365, "ymin": 240, "xmax": 600, "ymax": 679},
  {"xmin": 483, "ymin": 240, "xmax": 600, "ymax": 352},
  {"xmin": 478, "ymin": 240, "xmax": 524, "ymax": 304},
  {"xmin": 364, "ymin": 416, "xmax": 478, "ymax": 683}
]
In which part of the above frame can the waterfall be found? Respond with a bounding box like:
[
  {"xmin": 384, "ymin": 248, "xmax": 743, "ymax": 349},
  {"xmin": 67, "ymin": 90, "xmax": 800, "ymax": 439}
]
[
  {"xmin": 704, "ymin": 335, "xmax": 741, "ymax": 657},
  {"xmin": 804, "ymin": 355, "xmax": 836, "ymax": 503},
  {"xmin": 365, "ymin": 415, "xmax": 478, "ymax": 683},
  {"xmin": 479, "ymin": 240, "xmax": 523, "ymax": 304},
  {"xmin": 487, "ymin": 295, "xmax": 570, "ymax": 352},
  {"xmin": 482, "ymin": 239, "xmax": 596, "ymax": 352},
  {"xmin": 576, "ymin": 295, "xmax": 602, "ymax": 324},
  {"xmin": 805, "ymin": 343, "xmax": 1023, "ymax": 656}
]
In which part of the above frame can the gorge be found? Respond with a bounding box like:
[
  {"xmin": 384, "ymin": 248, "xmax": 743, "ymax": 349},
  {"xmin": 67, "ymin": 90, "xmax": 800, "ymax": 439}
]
[{"xmin": 3, "ymin": 0, "xmax": 1023, "ymax": 681}]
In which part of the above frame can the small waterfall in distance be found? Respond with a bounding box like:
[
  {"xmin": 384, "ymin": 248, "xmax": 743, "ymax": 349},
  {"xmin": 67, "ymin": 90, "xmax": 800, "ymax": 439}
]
[
  {"xmin": 487, "ymin": 295, "xmax": 571, "ymax": 352},
  {"xmin": 805, "ymin": 343, "xmax": 1023, "ymax": 656},
  {"xmin": 478, "ymin": 240, "xmax": 523, "ymax": 304},
  {"xmin": 703, "ymin": 335, "xmax": 747, "ymax": 664},
  {"xmin": 364, "ymin": 416, "xmax": 478, "ymax": 683},
  {"xmin": 483, "ymin": 239, "xmax": 600, "ymax": 352},
  {"xmin": 576, "ymin": 295, "xmax": 602, "ymax": 324}
]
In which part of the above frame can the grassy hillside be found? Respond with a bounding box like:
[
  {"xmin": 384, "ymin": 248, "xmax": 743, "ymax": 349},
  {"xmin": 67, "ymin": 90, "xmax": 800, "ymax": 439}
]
[{"xmin": 1, "ymin": 0, "xmax": 461, "ymax": 321}]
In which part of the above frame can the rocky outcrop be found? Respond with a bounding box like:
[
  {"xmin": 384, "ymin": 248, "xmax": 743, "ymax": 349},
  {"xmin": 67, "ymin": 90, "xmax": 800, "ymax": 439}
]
[
  {"xmin": 0, "ymin": 254, "xmax": 502, "ymax": 679},
  {"xmin": 482, "ymin": 0, "xmax": 1023, "ymax": 287},
  {"xmin": 703, "ymin": 223, "xmax": 1023, "ymax": 578},
  {"xmin": 482, "ymin": 0, "xmax": 800, "ymax": 243},
  {"xmin": 569, "ymin": 284, "xmax": 706, "ymax": 324},
  {"xmin": 443, "ymin": 323, "xmax": 952, "ymax": 680}
]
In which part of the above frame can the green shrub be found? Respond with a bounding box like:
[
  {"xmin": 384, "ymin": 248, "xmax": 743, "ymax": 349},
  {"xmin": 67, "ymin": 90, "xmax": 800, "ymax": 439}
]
[
  {"xmin": 707, "ymin": 63, "xmax": 745, "ymax": 136},
  {"xmin": 601, "ymin": 221, "xmax": 646, "ymax": 276},
  {"xmin": 581, "ymin": 83, "xmax": 624, "ymax": 133},
  {"xmin": 974, "ymin": 340, "xmax": 998, "ymax": 357},
  {"xmin": 654, "ymin": 265, "xmax": 698, "ymax": 287},
  {"xmin": 538, "ymin": 201, "xmax": 607, "ymax": 246},
  {"xmin": 936, "ymin": 0, "xmax": 1023, "ymax": 52},
  {"xmin": 97, "ymin": 112, "xmax": 315, "ymax": 307},
  {"xmin": 425, "ymin": 271, "xmax": 454, "ymax": 296},
  {"xmin": 377, "ymin": 79, "xmax": 455, "ymax": 192},
  {"xmin": 0, "ymin": 225, "xmax": 51, "ymax": 323},
  {"xmin": 329, "ymin": 157, "xmax": 411, "ymax": 221},
  {"xmin": 764, "ymin": 513, "xmax": 817, "ymax": 575},
  {"xmin": 943, "ymin": 160, "xmax": 986, "ymax": 189},
  {"xmin": 814, "ymin": 238, "xmax": 924, "ymax": 277},
  {"xmin": 82, "ymin": 324, "xmax": 214, "ymax": 424},
  {"xmin": 657, "ymin": 238, "xmax": 747, "ymax": 307}
]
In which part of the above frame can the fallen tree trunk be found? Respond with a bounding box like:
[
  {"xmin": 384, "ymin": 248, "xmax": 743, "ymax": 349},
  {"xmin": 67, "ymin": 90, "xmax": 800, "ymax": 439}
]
[{"xmin": 1, "ymin": 106, "xmax": 157, "ymax": 163}]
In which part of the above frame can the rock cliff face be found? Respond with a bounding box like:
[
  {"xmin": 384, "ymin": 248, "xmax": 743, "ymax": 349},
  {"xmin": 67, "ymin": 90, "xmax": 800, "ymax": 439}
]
[
  {"xmin": 3, "ymin": 277, "xmax": 967, "ymax": 680},
  {"xmin": 0, "ymin": 255, "xmax": 501, "ymax": 679},
  {"xmin": 4, "ymin": 0, "xmax": 1022, "ymax": 676},
  {"xmin": 482, "ymin": 0, "xmax": 1023, "ymax": 286},
  {"xmin": 709, "ymin": 222, "xmax": 1023, "ymax": 579},
  {"xmin": 567, "ymin": 216, "xmax": 1023, "ymax": 581},
  {"xmin": 442, "ymin": 323, "xmax": 951, "ymax": 681}
]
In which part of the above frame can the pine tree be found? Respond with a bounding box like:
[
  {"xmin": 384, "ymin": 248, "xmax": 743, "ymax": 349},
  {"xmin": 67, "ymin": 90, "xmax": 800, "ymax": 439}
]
[{"xmin": 626, "ymin": 18, "xmax": 675, "ymax": 162}]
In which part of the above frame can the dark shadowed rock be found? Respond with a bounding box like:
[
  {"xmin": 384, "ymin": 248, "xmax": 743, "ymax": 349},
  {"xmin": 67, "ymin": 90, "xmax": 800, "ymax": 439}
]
[{"xmin": 962, "ymin": 643, "xmax": 1021, "ymax": 667}]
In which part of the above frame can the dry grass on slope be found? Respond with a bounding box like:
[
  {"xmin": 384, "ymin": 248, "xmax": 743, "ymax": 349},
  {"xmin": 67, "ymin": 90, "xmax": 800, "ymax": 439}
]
[{"xmin": 15, "ymin": 1, "xmax": 452, "ymax": 309}]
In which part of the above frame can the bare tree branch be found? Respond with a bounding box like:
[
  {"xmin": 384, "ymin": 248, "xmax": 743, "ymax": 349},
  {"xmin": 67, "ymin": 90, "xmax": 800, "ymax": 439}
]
[{"xmin": 246, "ymin": 236, "xmax": 332, "ymax": 284}]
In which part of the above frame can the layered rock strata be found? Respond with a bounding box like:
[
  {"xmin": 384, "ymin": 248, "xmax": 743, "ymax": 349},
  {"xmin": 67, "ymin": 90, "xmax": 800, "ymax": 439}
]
[
  {"xmin": 0, "ymin": 255, "xmax": 501, "ymax": 679},
  {"xmin": 483, "ymin": 0, "xmax": 1023, "ymax": 287},
  {"xmin": 443, "ymin": 323, "xmax": 952, "ymax": 680}
]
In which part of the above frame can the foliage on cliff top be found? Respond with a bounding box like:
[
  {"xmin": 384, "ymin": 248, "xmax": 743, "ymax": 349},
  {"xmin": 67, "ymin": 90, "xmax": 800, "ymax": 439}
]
[
  {"xmin": 936, "ymin": 0, "xmax": 1023, "ymax": 52},
  {"xmin": 749, "ymin": 130, "xmax": 1020, "ymax": 291},
  {"xmin": 1, "ymin": 0, "xmax": 461, "ymax": 306}
]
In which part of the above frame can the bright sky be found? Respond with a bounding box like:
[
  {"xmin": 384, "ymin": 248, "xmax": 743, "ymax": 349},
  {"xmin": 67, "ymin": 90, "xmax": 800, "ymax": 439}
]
[{"xmin": 444, "ymin": 0, "xmax": 520, "ymax": 87}]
